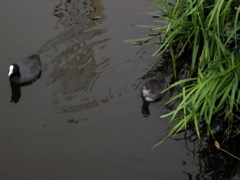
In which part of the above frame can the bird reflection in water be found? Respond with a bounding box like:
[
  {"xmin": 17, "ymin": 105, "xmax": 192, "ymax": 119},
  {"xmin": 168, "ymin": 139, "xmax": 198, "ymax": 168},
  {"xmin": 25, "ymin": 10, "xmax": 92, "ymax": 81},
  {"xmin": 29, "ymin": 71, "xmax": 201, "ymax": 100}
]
[
  {"xmin": 10, "ymin": 83, "xmax": 21, "ymax": 103},
  {"xmin": 9, "ymin": 73, "xmax": 41, "ymax": 103}
]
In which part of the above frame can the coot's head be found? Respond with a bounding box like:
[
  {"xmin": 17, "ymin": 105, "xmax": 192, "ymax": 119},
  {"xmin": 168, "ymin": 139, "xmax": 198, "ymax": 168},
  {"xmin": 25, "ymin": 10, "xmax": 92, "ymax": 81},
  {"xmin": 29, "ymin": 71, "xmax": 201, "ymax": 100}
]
[
  {"xmin": 142, "ymin": 85, "xmax": 161, "ymax": 102},
  {"xmin": 8, "ymin": 64, "xmax": 20, "ymax": 77},
  {"xmin": 141, "ymin": 77, "xmax": 167, "ymax": 102}
]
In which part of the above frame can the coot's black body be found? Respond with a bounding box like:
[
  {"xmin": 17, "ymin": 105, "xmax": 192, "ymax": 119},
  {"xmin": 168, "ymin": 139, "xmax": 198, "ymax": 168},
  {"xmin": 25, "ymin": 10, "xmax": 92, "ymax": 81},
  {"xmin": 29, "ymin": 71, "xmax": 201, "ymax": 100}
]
[
  {"xmin": 141, "ymin": 75, "xmax": 167, "ymax": 102},
  {"xmin": 8, "ymin": 54, "xmax": 41, "ymax": 85}
]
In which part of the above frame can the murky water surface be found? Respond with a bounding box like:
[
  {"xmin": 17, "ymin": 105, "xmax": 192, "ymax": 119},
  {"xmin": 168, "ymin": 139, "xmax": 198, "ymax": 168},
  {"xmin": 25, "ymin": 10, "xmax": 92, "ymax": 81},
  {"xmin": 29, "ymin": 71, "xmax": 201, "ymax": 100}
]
[{"xmin": 0, "ymin": 0, "xmax": 233, "ymax": 179}]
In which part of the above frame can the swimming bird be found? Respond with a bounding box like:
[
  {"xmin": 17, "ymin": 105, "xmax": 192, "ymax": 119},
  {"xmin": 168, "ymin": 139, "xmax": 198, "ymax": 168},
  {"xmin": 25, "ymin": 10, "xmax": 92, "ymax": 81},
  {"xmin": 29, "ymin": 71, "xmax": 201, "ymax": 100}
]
[
  {"xmin": 141, "ymin": 75, "xmax": 167, "ymax": 102},
  {"xmin": 8, "ymin": 54, "xmax": 41, "ymax": 84}
]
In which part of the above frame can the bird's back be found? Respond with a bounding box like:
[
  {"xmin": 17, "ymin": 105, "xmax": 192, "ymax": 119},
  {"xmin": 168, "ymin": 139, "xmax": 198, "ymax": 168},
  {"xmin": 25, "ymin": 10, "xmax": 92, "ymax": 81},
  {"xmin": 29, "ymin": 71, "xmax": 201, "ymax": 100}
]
[{"xmin": 17, "ymin": 54, "xmax": 41, "ymax": 83}]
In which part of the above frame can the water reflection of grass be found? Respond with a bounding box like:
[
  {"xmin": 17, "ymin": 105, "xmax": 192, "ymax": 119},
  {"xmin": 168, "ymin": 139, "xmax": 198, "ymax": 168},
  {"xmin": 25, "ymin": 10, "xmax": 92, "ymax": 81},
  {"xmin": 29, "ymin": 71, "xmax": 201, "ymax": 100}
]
[
  {"xmin": 37, "ymin": 0, "xmax": 110, "ymax": 114},
  {"xmin": 173, "ymin": 125, "xmax": 240, "ymax": 179}
]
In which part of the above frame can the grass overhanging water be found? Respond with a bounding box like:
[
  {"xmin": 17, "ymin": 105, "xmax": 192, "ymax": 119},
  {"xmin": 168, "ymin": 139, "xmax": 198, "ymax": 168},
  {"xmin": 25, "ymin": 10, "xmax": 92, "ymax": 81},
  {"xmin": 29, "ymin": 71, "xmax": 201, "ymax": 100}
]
[{"xmin": 129, "ymin": 0, "xmax": 240, "ymax": 149}]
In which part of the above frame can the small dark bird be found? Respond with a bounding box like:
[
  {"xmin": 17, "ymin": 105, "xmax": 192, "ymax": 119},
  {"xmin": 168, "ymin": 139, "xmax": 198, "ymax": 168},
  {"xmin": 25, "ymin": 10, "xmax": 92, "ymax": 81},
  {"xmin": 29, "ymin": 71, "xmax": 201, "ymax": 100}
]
[
  {"xmin": 141, "ymin": 75, "xmax": 167, "ymax": 102},
  {"xmin": 8, "ymin": 54, "xmax": 41, "ymax": 84}
]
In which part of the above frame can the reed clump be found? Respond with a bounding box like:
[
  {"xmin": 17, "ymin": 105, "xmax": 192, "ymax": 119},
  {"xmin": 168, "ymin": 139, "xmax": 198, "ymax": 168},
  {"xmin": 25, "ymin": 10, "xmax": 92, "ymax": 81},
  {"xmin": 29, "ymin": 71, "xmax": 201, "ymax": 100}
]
[{"xmin": 145, "ymin": 0, "xmax": 240, "ymax": 147}]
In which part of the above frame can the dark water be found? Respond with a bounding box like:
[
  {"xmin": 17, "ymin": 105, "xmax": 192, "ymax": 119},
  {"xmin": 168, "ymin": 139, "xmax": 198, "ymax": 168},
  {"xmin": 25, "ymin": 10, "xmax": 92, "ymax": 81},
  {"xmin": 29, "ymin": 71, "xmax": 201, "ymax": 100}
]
[{"xmin": 1, "ymin": 1, "xmax": 238, "ymax": 180}]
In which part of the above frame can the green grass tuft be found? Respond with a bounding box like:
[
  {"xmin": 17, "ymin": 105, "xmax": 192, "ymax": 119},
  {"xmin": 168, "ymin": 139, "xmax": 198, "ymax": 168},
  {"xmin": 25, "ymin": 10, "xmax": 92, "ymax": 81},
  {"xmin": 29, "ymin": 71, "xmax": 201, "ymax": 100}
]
[{"xmin": 145, "ymin": 0, "xmax": 240, "ymax": 147}]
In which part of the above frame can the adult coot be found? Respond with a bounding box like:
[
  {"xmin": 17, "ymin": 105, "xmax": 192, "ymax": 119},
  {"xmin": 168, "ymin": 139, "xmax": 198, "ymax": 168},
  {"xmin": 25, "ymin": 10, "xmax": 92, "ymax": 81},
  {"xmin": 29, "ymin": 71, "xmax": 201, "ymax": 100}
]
[
  {"xmin": 8, "ymin": 54, "xmax": 41, "ymax": 84},
  {"xmin": 141, "ymin": 75, "xmax": 167, "ymax": 102}
]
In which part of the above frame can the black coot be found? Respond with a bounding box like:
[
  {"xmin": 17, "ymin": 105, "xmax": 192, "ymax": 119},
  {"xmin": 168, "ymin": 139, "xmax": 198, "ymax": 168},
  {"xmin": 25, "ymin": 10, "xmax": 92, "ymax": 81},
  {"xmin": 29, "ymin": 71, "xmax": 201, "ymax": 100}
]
[
  {"xmin": 141, "ymin": 75, "xmax": 167, "ymax": 102},
  {"xmin": 8, "ymin": 54, "xmax": 41, "ymax": 84}
]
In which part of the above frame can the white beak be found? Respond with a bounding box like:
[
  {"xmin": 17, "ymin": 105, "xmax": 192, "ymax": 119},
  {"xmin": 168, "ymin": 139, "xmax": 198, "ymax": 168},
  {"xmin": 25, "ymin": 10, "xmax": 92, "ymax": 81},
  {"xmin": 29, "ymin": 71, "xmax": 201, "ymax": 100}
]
[{"xmin": 8, "ymin": 65, "xmax": 14, "ymax": 76}]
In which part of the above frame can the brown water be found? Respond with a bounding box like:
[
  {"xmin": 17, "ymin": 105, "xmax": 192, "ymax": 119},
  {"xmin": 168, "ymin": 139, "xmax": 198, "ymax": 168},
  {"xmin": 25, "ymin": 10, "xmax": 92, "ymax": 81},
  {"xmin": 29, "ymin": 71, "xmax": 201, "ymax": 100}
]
[{"xmin": 0, "ymin": 0, "xmax": 225, "ymax": 179}]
